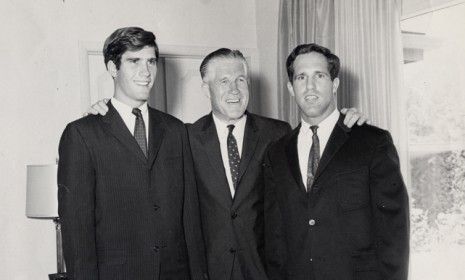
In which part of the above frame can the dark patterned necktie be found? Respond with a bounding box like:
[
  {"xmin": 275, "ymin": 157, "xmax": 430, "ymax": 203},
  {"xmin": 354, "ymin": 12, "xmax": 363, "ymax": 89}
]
[
  {"xmin": 132, "ymin": 108, "xmax": 147, "ymax": 157},
  {"xmin": 227, "ymin": 125, "xmax": 241, "ymax": 189},
  {"xmin": 307, "ymin": 125, "xmax": 320, "ymax": 191}
]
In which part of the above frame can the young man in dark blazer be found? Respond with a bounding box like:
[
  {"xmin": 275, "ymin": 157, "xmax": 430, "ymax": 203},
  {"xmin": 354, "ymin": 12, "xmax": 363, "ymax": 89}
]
[
  {"xmin": 263, "ymin": 43, "xmax": 409, "ymax": 280},
  {"xmin": 58, "ymin": 27, "xmax": 207, "ymax": 280}
]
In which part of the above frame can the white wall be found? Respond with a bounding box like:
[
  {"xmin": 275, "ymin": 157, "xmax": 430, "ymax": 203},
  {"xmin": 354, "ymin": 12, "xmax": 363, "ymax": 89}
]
[{"xmin": 0, "ymin": 0, "xmax": 257, "ymax": 278}]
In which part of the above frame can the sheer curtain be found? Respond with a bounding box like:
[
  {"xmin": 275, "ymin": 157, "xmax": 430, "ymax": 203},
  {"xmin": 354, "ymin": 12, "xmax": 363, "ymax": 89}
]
[
  {"xmin": 334, "ymin": 0, "xmax": 404, "ymax": 141},
  {"xmin": 278, "ymin": 0, "xmax": 404, "ymax": 141},
  {"xmin": 277, "ymin": 0, "xmax": 335, "ymax": 127}
]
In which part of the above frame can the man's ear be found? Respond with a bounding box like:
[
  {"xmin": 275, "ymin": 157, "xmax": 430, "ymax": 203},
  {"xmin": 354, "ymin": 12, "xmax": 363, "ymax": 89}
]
[
  {"xmin": 332, "ymin": 77, "xmax": 340, "ymax": 94},
  {"xmin": 287, "ymin": 81, "xmax": 295, "ymax": 97},
  {"xmin": 201, "ymin": 82, "xmax": 211, "ymax": 99},
  {"xmin": 107, "ymin": 61, "xmax": 118, "ymax": 78}
]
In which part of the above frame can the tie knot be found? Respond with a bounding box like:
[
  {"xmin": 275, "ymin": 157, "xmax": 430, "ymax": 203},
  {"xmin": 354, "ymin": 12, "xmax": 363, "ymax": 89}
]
[
  {"xmin": 310, "ymin": 125, "xmax": 318, "ymax": 134},
  {"xmin": 227, "ymin": 125, "xmax": 235, "ymax": 133},
  {"xmin": 132, "ymin": 108, "xmax": 142, "ymax": 118}
]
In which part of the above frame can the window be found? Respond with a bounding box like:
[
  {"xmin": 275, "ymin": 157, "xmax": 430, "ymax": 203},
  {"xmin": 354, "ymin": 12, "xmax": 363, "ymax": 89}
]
[{"xmin": 401, "ymin": 2, "xmax": 465, "ymax": 279}]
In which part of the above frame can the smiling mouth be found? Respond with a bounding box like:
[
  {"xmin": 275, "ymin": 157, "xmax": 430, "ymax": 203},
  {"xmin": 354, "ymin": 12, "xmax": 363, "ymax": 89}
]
[
  {"xmin": 134, "ymin": 81, "xmax": 151, "ymax": 86},
  {"xmin": 226, "ymin": 98, "xmax": 240, "ymax": 104},
  {"xmin": 304, "ymin": 95, "xmax": 318, "ymax": 102}
]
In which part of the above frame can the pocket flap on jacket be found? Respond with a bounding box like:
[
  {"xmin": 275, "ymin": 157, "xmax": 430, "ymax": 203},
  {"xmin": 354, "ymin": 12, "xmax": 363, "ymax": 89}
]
[{"xmin": 352, "ymin": 251, "xmax": 378, "ymax": 272}]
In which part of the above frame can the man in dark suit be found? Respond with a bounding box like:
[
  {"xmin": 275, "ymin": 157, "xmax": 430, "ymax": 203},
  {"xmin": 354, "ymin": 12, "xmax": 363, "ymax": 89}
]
[
  {"xmin": 187, "ymin": 49, "xmax": 291, "ymax": 280},
  {"xmin": 263, "ymin": 43, "xmax": 409, "ymax": 280},
  {"xmin": 58, "ymin": 27, "xmax": 207, "ymax": 280}
]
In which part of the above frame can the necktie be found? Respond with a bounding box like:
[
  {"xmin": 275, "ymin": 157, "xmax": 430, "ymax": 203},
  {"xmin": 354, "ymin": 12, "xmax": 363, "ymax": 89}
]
[
  {"xmin": 132, "ymin": 108, "xmax": 147, "ymax": 157},
  {"xmin": 307, "ymin": 125, "xmax": 320, "ymax": 192},
  {"xmin": 227, "ymin": 125, "xmax": 241, "ymax": 189}
]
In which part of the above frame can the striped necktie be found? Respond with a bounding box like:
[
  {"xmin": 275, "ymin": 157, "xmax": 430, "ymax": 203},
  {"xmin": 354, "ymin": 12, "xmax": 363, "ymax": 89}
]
[{"xmin": 132, "ymin": 108, "xmax": 147, "ymax": 158}]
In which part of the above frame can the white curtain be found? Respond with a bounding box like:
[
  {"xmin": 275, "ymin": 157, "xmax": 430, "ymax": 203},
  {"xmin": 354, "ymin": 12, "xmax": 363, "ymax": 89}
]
[
  {"xmin": 278, "ymin": 0, "xmax": 335, "ymax": 127},
  {"xmin": 334, "ymin": 0, "xmax": 404, "ymax": 140}
]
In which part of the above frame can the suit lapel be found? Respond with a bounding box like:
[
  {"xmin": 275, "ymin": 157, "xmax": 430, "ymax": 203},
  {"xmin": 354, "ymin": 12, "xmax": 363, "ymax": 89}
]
[
  {"xmin": 101, "ymin": 101, "xmax": 147, "ymax": 164},
  {"xmin": 147, "ymin": 108, "xmax": 166, "ymax": 169},
  {"xmin": 200, "ymin": 114, "xmax": 232, "ymax": 206},
  {"xmin": 314, "ymin": 114, "xmax": 350, "ymax": 180},
  {"xmin": 237, "ymin": 114, "xmax": 259, "ymax": 186},
  {"xmin": 232, "ymin": 114, "xmax": 260, "ymax": 206},
  {"xmin": 285, "ymin": 125, "xmax": 307, "ymax": 195}
]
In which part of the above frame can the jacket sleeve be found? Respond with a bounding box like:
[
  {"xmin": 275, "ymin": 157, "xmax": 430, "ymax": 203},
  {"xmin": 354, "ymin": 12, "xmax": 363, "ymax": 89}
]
[
  {"xmin": 58, "ymin": 124, "xmax": 98, "ymax": 280},
  {"xmin": 181, "ymin": 125, "xmax": 209, "ymax": 280},
  {"xmin": 370, "ymin": 131, "xmax": 409, "ymax": 280},
  {"xmin": 263, "ymin": 148, "xmax": 286, "ymax": 280}
]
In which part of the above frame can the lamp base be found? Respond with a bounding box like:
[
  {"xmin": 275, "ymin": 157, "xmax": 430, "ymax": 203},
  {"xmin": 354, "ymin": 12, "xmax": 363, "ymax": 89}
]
[{"xmin": 49, "ymin": 273, "xmax": 68, "ymax": 280}]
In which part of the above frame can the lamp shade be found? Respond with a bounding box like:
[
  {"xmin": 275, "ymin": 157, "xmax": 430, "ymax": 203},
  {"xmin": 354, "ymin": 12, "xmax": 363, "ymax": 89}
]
[{"xmin": 26, "ymin": 164, "xmax": 58, "ymax": 218}]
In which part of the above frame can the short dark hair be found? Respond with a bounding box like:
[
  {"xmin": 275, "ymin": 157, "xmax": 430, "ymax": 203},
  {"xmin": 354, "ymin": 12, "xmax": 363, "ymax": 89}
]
[
  {"xmin": 286, "ymin": 43, "xmax": 340, "ymax": 81},
  {"xmin": 103, "ymin": 27, "xmax": 159, "ymax": 70},
  {"xmin": 199, "ymin": 48, "xmax": 247, "ymax": 80}
]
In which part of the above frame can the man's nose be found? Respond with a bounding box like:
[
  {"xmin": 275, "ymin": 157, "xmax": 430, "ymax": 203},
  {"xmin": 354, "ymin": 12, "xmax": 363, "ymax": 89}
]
[
  {"xmin": 306, "ymin": 77, "xmax": 316, "ymax": 89},
  {"xmin": 139, "ymin": 63, "xmax": 150, "ymax": 76},
  {"xmin": 230, "ymin": 81, "xmax": 239, "ymax": 94}
]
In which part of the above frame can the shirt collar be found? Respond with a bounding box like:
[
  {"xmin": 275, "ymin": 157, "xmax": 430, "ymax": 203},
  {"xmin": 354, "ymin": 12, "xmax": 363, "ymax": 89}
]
[
  {"xmin": 212, "ymin": 112, "xmax": 247, "ymax": 134},
  {"xmin": 301, "ymin": 109, "xmax": 340, "ymax": 135},
  {"xmin": 111, "ymin": 97, "xmax": 148, "ymax": 116}
]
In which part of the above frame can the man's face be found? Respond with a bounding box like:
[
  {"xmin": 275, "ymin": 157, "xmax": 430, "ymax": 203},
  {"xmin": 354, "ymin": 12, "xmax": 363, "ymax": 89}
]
[
  {"xmin": 204, "ymin": 57, "xmax": 249, "ymax": 123},
  {"xmin": 287, "ymin": 52, "xmax": 339, "ymax": 125},
  {"xmin": 110, "ymin": 46, "xmax": 157, "ymax": 107}
]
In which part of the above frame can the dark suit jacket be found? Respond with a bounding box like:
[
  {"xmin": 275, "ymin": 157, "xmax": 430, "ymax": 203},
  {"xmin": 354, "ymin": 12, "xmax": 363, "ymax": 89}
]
[
  {"xmin": 187, "ymin": 113, "xmax": 291, "ymax": 280},
  {"xmin": 58, "ymin": 102, "xmax": 207, "ymax": 280},
  {"xmin": 263, "ymin": 114, "xmax": 409, "ymax": 280}
]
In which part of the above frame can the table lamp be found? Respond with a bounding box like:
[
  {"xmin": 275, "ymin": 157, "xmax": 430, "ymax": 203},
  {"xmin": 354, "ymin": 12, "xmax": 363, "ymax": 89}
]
[{"xmin": 26, "ymin": 164, "xmax": 67, "ymax": 280}]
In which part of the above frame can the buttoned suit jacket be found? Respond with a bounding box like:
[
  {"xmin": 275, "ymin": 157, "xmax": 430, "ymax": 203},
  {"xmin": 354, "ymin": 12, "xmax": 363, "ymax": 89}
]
[
  {"xmin": 187, "ymin": 113, "xmax": 291, "ymax": 280},
  {"xmin": 263, "ymin": 114, "xmax": 409, "ymax": 280},
  {"xmin": 58, "ymin": 102, "xmax": 207, "ymax": 280}
]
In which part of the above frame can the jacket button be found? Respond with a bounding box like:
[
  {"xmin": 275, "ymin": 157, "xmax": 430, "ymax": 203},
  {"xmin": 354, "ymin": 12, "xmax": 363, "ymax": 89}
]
[
  {"xmin": 229, "ymin": 248, "xmax": 236, "ymax": 253},
  {"xmin": 231, "ymin": 212, "xmax": 238, "ymax": 219},
  {"xmin": 309, "ymin": 219, "xmax": 316, "ymax": 226},
  {"xmin": 153, "ymin": 205, "xmax": 160, "ymax": 211}
]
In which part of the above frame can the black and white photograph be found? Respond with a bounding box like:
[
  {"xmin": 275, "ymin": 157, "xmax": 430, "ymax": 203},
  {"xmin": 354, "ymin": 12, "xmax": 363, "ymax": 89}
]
[{"xmin": 1, "ymin": 0, "xmax": 464, "ymax": 279}]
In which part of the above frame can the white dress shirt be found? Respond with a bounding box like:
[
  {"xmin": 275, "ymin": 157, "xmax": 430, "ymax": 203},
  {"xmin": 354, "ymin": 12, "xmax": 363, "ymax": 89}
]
[
  {"xmin": 212, "ymin": 113, "xmax": 247, "ymax": 198},
  {"xmin": 111, "ymin": 97, "xmax": 149, "ymax": 143},
  {"xmin": 298, "ymin": 109, "xmax": 340, "ymax": 190}
]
